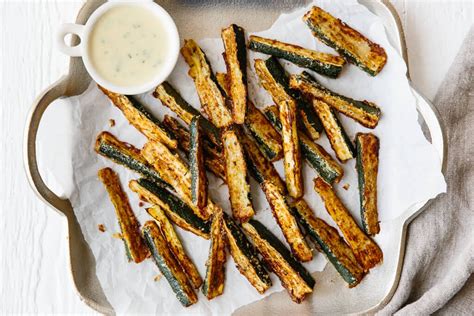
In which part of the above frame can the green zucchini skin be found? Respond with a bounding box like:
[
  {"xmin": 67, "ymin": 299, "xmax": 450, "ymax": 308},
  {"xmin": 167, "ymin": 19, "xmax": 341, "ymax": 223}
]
[
  {"xmin": 291, "ymin": 200, "xmax": 365, "ymax": 287},
  {"xmin": 355, "ymin": 133, "xmax": 380, "ymax": 236},
  {"xmin": 162, "ymin": 115, "xmax": 226, "ymax": 181},
  {"xmin": 94, "ymin": 132, "xmax": 170, "ymax": 189},
  {"xmin": 189, "ymin": 116, "xmax": 208, "ymax": 211},
  {"xmin": 132, "ymin": 178, "xmax": 210, "ymax": 238},
  {"xmin": 263, "ymin": 106, "xmax": 343, "ymax": 184},
  {"xmin": 222, "ymin": 24, "xmax": 248, "ymax": 124},
  {"xmin": 313, "ymin": 99, "xmax": 355, "ymax": 162},
  {"xmin": 290, "ymin": 72, "xmax": 381, "ymax": 128},
  {"xmin": 142, "ymin": 221, "xmax": 198, "ymax": 307},
  {"xmin": 248, "ymin": 35, "xmax": 345, "ymax": 78},
  {"xmin": 202, "ymin": 210, "xmax": 227, "ymax": 299},
  {"xmin": 303, "ymin": 6, "xmax": 387, "ymax": 76},
  {"xmin": 154, "ymin": 81, "xmax": 221, "ymax": 147},
  {"xmin": 263, "ymin": 57, "xmax": 323, "ymax": 140},
  {"xmin": 244, "ymin": 102, "xmax": 283, "ymax": 161},
  {"xmin": 222, "ymin": 213, "xmax": 272, "ymax": 293},
  {"xmin": 242, "ymin": 220, "xmax": 315, "ymax": 303}
]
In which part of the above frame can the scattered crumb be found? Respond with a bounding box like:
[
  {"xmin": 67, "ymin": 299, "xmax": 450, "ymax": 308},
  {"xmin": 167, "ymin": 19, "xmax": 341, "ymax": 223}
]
[
  {"xmin": 139, "ymin": 202, "xmax": 144, "ymax": 207},
  {"xmin": 112, "ymin": 233, "xmax": 123, "ymax": 240},
  {"xmin": 98, "ymin": 224, "xmax": 106, "ymax": 232},
  {"xmin": 109, "ymin": 119, "xmax": 115, "ymax": 127},
  {"xmin": 154, "ymin": 274, "xmax": 162, "ymax": 282},
  {"xmin": 343, "ymin": 183, "xmax": 350, "ymax": 190}
]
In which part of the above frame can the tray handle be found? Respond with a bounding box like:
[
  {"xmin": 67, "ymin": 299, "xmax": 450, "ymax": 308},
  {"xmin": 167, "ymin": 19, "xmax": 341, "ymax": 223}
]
[{"xmin": 23, "ymin": 76, "xmax": 73, "ymax": 214}]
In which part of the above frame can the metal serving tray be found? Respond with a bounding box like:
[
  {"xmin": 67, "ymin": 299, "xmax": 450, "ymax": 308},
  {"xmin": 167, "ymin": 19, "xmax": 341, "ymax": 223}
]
[{"xmin": 24, "ymin": 1, "xmax": 445, "ymax": 314}]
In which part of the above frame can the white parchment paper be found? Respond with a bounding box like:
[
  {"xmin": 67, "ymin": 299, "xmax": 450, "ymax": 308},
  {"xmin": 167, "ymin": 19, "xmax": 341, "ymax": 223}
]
[{"xmin": 40, "ymin": 0, "xmax": 446, "ymax": 314}]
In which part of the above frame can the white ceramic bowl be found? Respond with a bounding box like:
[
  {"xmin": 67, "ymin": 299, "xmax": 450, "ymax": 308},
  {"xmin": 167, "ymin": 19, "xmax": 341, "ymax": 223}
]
[{"xmin": 56, "ymin": 0, "xmax": 180, "ymax": 95}]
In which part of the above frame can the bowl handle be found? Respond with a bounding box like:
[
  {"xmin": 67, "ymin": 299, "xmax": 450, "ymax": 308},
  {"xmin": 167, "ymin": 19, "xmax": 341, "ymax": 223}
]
[
  {"xmin": 23, "ymin": 76, "xmax": 73, "ymax": 215},
  {"xmin": 57, "ymin": 23, "xmax": 85, "ymax": 57}
]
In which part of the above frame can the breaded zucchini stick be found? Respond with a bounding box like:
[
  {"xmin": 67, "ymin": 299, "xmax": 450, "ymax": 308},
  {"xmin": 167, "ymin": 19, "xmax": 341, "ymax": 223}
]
[
  {"xmin": 98, "ymin": 168, "xmax": 148, "ymax": 263},
  {"xmin": 98, "ymin": 86, "xmax": 177, "ymax": 148},
  {"xmin": 314, "ymin": 177, "xmax": 383, "ymax": 271}
]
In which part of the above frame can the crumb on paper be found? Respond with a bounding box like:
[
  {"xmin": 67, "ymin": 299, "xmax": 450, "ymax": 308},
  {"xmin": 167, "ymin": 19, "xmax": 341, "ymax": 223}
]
[
  {"xmin": 98, "ymin": 224, "xmax": 106, "ymax": 232},
  {"xmin": 109, "ymin": 119, "xmax": 115, "ymax": 127},
  {"xmin": 139, "ymin": 202, "xmax": 144, "ymax": 207},
  {"xmin": 112, "ymin": 233, "xmax": 123, "ymax": 240},
  {"xmin": 154, "ymin": 274, "xmax": 162, "ymax": 282},
  {"xmin": 343, "ymin": 183, "xmax": 350, "ymax": 190}
]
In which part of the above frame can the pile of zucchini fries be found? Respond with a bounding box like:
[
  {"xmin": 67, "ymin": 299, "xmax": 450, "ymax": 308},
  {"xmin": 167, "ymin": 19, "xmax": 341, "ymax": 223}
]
[{"xmin": 95, "ymin": 6, "xmax": 386, "ymax": 307}]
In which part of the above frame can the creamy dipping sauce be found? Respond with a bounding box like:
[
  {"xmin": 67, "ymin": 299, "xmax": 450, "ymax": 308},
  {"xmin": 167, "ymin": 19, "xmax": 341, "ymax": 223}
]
[{"xmin": 88, "ymin": 5, "xmax": 170, "ymax": 87}]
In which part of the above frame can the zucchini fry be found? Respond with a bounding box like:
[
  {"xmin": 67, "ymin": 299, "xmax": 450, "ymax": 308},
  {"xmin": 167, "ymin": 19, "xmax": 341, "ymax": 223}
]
[
  {"xmin": 181, "ymin": 39, "xmax": 233, "ymax": 128},
  {"xmin": 245, "ymin": 101, "xmax": 283, "ymax": 161},
  {"xmin": 162, "ymin": 116, "xmax": 225, "ymax": 180},
  {"xmin": 240, "ymin": 133, "xmax": 287, "ymax": 194},
  {"xmin": 94, "ymin": 132, "xmax": 170, "ymax": 188},
  {"xmin": 291, "ymin": 200, "xmax": 365, "ymax": 287},
  {"xmin": 154, "ymin": 82, "xmax": 221, "ymax": 147},
  {"xmin": 314, "ymin": 177, "xmax": 383, "ymax": 271},
  {"xmin": 98, "ymin": 86, "xmax": 177, "ymax": 148},
  {"xmin": 290, "ymin": 72, "xmax": 381, "ymax": 128},
  {"xmin": 223, "ymin": 213, "xmax": 272, "ymax": 294},
  {"xmin": 222, "ymin": 128, "xmax": 255, "ymax": 222},
  {"xmin": 202, "ymin": 209, "xmax": 227, "ymax": 299},
  {"xmin": 254, "ymin": 58, "xmax": 303, "ymax": 198},
  {"xmin": 222, "ymin": 24, "xmax": 248, "ymax": 124},
  {"xmin": 142, "ymin": 221, "xmax": 198, "ymax": 307},
  {"xmin": 264, "ymin": 105, "xmax": 343, "ymax": 184},
  {"xmin": 303, "ymin": 6, "xmax": 387, "ymax": 76},
  {"xmin": 215, "ymin": 72, "xmax": 283, "ymax": 161},
  {"xmin": 147, "ymin": 205, "xmax": 203, "ymax": 288},
  {"xmin": 130, "ymin": 178, "xmax": 210, "ymax": 239},
  {"xmin": 313, "ymin": 99, "xmax": 355, "ymax": 162},
  {"xmin": 249, "ymin": 35, "xmax": 345, "ymax": 78},
  {"xmin": 242, "ymin": 220, "xmax": 315, "ymax": 303},
  {"xmin": 189, "ymin": 116, "xmax": 208, "ymax": 211},
  {"xmin": 261, "ymin": 181, "xmax": 313, "ymax": 262},
  {"xmin": 141, "ymin": 141, "xmax": 219, "ymax": 220},
  {"xmin": 98, "ymin": 168, "xmax": 148, "ymax": 263},
  {"xmin": 355, "ymin": 133, "xmax": 380, "ymax": 236}
]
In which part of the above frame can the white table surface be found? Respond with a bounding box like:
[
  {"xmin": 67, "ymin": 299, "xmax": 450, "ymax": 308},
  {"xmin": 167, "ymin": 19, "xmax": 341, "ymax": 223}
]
[{"xmin": 0, "ymin": 0, "xmax": 472, "ymax": 313}]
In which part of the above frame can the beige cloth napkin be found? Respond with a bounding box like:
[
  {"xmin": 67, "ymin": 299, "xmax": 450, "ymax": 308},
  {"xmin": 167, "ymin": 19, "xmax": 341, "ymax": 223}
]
[{"xmin": 379, "ymin": 27, "xmax": 474, "ymax": 315}]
